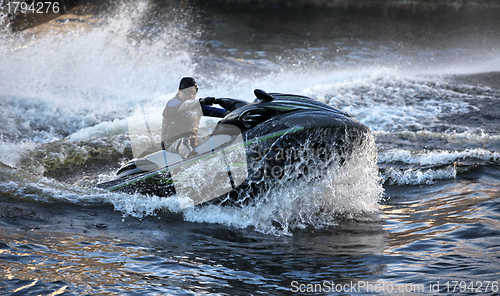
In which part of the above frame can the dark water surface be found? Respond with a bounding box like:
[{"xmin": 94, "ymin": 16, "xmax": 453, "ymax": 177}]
[{"xmin": 1, "ymin": 1, "xmax": 500, "ymax": 295}]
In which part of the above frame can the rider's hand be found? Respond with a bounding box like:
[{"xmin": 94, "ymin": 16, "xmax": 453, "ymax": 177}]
[{"xmin": 200, "ymin": 97, "xmax": 216, "ymax": 106}]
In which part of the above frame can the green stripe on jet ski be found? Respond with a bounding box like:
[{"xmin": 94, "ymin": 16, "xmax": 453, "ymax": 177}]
[{"xmin": 270, "ymin": 104, "xmax": 319, "ymax": 111}]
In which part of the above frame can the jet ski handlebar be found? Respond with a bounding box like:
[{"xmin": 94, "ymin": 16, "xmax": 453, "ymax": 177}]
[{"xmin": 201, "ymin": 97, "xmax": 248, "ymax": 112}]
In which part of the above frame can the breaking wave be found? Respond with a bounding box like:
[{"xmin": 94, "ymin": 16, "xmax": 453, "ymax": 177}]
[{"xmin": 2, "ymin": 130, "xmax": 383, "ymax": 236}]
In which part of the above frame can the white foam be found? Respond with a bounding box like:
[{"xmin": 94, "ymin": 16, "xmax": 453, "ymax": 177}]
[
  {"xmin": 182, "ymin": 134, "xmax": 384, "ymax": 236},
  {"xmin": 382, "ymin": 166, "xmax": 457, "ymax": 186},
  {"xmin": 379, "ymin": 147, "xmax": 500, "ymax": 185},
  {"xmin": 68, "ymin": 118, "xmax": 128, "ymax": 141},
  {"xmin": 0, "ymin": 141, "xmax": 37, "ymax": 168},
  {"xmin": 379, "ymin": 148, "xmax": 500, "ymax": 166}
]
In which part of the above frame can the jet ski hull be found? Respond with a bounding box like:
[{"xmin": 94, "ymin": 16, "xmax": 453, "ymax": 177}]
[{"xmin": 95, "ymin": 90, "xmax": 371, "ymax": 207}]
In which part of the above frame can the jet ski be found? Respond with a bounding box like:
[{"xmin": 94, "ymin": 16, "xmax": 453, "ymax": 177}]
[{"xmin": 95, "ymin": 89, "xmax": 371, "ymax": 208}]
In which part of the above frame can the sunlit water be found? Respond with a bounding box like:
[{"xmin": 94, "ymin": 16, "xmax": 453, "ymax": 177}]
[{"xmin": 1, "ymin": 1, "xmax": 500, "ymax": 295}]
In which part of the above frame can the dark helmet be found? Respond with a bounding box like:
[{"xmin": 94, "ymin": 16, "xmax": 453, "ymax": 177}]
[{"xmin": 179, "ymin": 77, "xmax": 197, "ymax": 90}]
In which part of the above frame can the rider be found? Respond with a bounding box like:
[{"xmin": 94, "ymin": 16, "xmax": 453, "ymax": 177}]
[{"xmin": 161, "ymin": 77, "xmax": 227, "ymax": 157}]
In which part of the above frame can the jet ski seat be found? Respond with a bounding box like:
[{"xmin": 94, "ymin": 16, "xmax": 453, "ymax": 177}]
[
  {"xmin": 194, "ymin": 134, "xmax": 233, "ymax": 154},
  {"xmin": 144, "ymin": 150, "xmax": 182, "ymax": 168}
]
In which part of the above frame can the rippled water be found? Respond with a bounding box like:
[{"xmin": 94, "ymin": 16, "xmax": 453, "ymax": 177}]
[{"xmin": 1, "ymin": 1, "xmax": 500, "ymax": 295}]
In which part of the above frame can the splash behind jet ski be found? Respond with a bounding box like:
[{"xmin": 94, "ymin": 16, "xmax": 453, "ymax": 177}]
[{"xmin": 95, "ymin": 89, "xmax": 371, "ymax": 208}]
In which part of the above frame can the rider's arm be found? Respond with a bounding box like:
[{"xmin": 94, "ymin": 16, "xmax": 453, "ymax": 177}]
[{"xmin": 176, "ymin": 99, "xmax": 201, "ymax": 112}]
